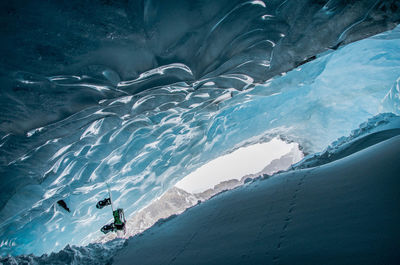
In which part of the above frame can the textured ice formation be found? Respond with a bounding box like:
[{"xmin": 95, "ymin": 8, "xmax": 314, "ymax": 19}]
[
  {"xmin": 1, "ymin": 0, "xmax": 399, "ymax": 135},
  {"xmin": 1, "ymin": 24, "xmax": 399, "ymax": 256},
  {"xmin": 0, "ymin": 0, "xmax": 400, "ymax": 257}
]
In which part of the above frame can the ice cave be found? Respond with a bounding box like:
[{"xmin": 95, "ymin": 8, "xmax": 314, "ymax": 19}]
[{"xmin": 0, "ymin": 0, "xmax": 399, "ymax": 264}]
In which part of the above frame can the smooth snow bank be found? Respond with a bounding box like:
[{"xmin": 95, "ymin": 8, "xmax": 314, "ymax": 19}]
[{"xmin": 113, "ymin": 135, "xmax": 400, "ymax": 264}]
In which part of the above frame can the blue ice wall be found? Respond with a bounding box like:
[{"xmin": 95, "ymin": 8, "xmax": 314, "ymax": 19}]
[
  {"xmin": 0, "ymin": 0, "xmax": 399, "ymax": 256},
  {"xmin": 1, "ymin": 0, "xmax": 399, "ymax": 135},
  {"xmin": 1, "ymin": 24, "xmax": 399, "ymax": 256}
]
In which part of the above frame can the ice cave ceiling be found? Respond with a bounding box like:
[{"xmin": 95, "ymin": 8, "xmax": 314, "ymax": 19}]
[
  {"xmin": 0, "ymin": 0, "xmax": 399, "ymax": 256},
  {"xmin": 1, "ymin": 0, "xmax": 399, "ymax": 134}
]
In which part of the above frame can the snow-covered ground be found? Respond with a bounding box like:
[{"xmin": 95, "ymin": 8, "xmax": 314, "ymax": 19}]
[{"xmin": 114, "ymin": 121, "xmax": 400, "ymax": 265}]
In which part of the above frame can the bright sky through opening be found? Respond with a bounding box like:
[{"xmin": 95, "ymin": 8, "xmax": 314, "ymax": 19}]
[{"xmin": 176, "ymin": 138, "xmax": 298, "ymax": 193}]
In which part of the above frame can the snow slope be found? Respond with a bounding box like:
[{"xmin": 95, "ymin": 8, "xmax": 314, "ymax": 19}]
[{"xmin": 114, "ymin": 134, "xmax": 400, "ymax": 264}]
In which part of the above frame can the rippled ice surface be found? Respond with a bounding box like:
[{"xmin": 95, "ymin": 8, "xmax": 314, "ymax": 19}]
[
  {"xmin": 0, "ymin": 24, "xmax": 399, "ymax": 256},
  {"xmin": 0, "ymin": 1, "xmax": 400, "ymax": 254}
]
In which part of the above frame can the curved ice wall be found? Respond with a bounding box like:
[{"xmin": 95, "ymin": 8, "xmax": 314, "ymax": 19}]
[{"xmin": 0, "ymin": 0, "xmax": 399, "ymax": 255}]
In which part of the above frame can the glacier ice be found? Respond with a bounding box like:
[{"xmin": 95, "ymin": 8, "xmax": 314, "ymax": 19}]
[
  {"xmin": 1, "ymin": 0, "xmax": 399, "ymax": 135},
  {"xmin": 0, "ymin": 0, "xmax": 400, "ymax": 258},
  {"xmin": 1, "ymin": 24, "xmax": 399, "ymax": 256}
]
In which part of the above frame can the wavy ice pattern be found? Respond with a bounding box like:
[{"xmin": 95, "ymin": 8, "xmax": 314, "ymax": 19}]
[
  {"xmin": 0, "ymin": 0, "xmax": 400, "ymax": 257},
  {"xmin": 1, "ymin": 0, "xmax": 399, "ymax": 135},
  {"xmin": 1, "ymin": 24, "xmax": 399, "ymax": 257}
]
